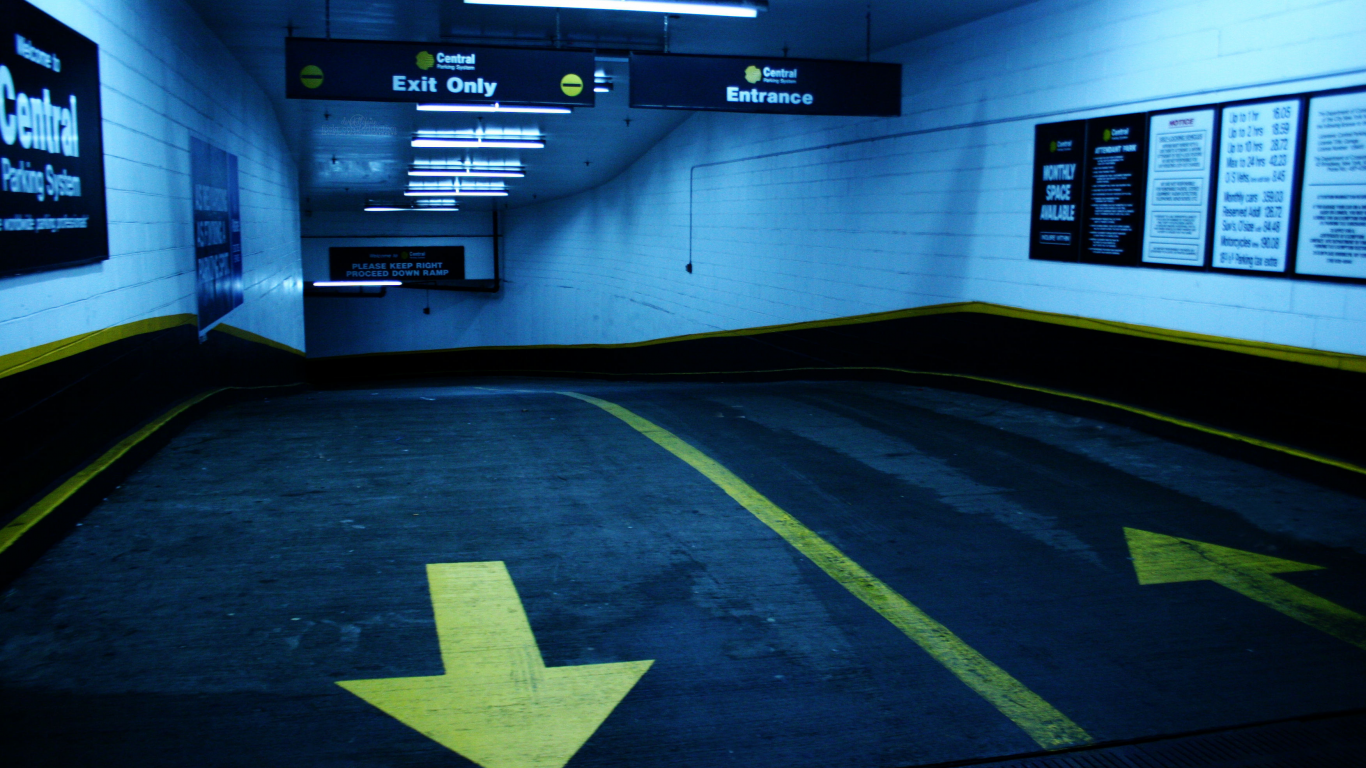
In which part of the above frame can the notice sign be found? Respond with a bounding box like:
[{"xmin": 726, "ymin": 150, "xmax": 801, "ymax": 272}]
[
  {"xmin": 191, "ymin": 137, "xmax": 242, "ymax": 329},
  {"xmin": 1082, "ymin": 113, "xmax": 1147, "ymax": 265},
  {"xmin": 1142, "ymin": 109, "xmax": 1215, "ymax": 266},
  {"xmin": 1295, "ymin": 89, "xmax": 1366, "ymax": 279},
  {"xmin": 329, "ymin": 246, "xmax": 465, "ymax": 281},
  {"xmin": 1, "ymin": 0, "xmax": 108, "ymax": 277},
  {"xmin": 629, "ymin": 53, "xmax": 901, "ymax": 116},
  {"xmin": 285, "ymin": 38, "xmax": 595, "ymax": 108},
  {"xmin": 1212, "ymin": 98, "xmax": 1301, "ymax": 272},
  {"xmin": 1028, "ymin": 120, "xmax": 1087, "ymax": 261}
]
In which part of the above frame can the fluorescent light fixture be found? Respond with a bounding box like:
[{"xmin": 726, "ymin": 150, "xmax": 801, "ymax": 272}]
[
  {"xmin": 594, "ymin": 83, "xmax": 614, "ymax": 93},
  {"xmin": 366, "ymin": 205, "xmax": 461, "ymax": 211},
  {"xmin": 405, "ymin": 190, "xmax": 509, "ymax": 197},
  {"xmin": 409, "ymin": 168, "xmax": 525, "ymax": 178},
  {"xmin": 412, "ymin": 137, "xmax": 545, "ymax": 149},
  {"xmin": 312, "ymin": 281, "xmax": 403, "ymax": 287},
  {"xmin": 463, "ymin": 0, "xmax": 760, "ymax": 17},
  {"xmin": 417, "ymin": 103, "xmax": 572, "ymax": 114}
]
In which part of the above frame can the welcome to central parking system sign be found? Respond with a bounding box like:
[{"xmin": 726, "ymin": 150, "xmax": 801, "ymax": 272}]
[
  {"xmin": 629, "ymin": 53, "xmax": 901, "ymax": 117},
  {"xmin": 285, "ymin": 38, "xmax": 595, "ymax": 108},
  {"xmin": 1, "ymin": 0, "xmax": 108, "ymax": 277}
]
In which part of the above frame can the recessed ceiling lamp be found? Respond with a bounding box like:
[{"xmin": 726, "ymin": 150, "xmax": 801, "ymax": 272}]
[
  {"xmin": 417, "ymin": 103, "xmax": 572, "ymax": 114},
  {"xmin": 412, "ymin": 135, "xmax": 545, "ymax": 149},
  {"xmin": 405, "ymin": 189, "xmax": 510, "ymax": 197},
  {"xmin": 366, "ymin": 203, "xmax": 462, "ymax": 211},
  {"xmin": 463, "ymin": 0, "xmax": 763, "ymax": 17},
  {"xmin": 594, "ymin": 81, "xmax": 614, "ymax": 93},
  {"xmin": 409, "ymin": 167, "xmax": 525, "ymax": 178},
  {"xmin": 312, "ymin": 280, "xmax": 404, "ymax": 286}
]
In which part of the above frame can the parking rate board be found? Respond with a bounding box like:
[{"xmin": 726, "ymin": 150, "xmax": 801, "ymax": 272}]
[
  {"xmin": 1212, "ymin": 98, "xmax": 1302, "ymax": 273},
  {"xmin": 285, "ymin": 38, "xmax": 595, "ymax": 108},
  {"xmin": 1029, "ymin": 121, "xmax": 1088, "ymax": 261},
  {"xmin": 630, "ymin": 53, "xmax": 901, "ymax": 116},
  {"xmin": 1082, "ymin": 114, "xmax": 1148, "ymax": 265},
  {"xmin": 1, "ymin": 0, "xmax": 108, "ymax": 277},
  {"xmin": 1295, "ymin": 89, "xmax": 1366, "ymax": 279},
  {"xmin": 1142, "ymin": 109, "xmax": 1217, "ymax": 267}
]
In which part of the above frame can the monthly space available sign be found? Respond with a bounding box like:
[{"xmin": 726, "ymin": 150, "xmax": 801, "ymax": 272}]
[
  {"xmin": 191, "ymin": 137, "xmax": 242, "ymax": 329},
  {"xmin": 1295, "ymin": 89, "xmax": 1366, "ymax": 279},
  {"xmin": 1028, "ymin": 120, "xmax": 1087, "ymax": 261},
  {"xmin": 284, "ymin": 38, "xmax": 595, "ymax": 108},
  {"xmin": 1142, "ymin": 108, "xmax": 1216, "ymax": 267},
  {"xmin": 1211, "ymin": 98, "xmax": 1301, "ymax": 273},
  {"xmin": 629, "ymin": 53, "xmax": 901, "ymax": 116},
  {"xmin": 329, "ymin": 246, "xmax": 465, "ymax": 281},
  {"xmin": 0, "ymin": 0, "xmax": 108, "ymax": 277}
]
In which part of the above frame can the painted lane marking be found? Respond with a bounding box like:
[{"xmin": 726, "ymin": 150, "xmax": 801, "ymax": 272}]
[
  {"xmin": 1126, "ymin": 528, "xmax": 1366, "ymax": 651},
  {"xmin": 338, "ymin": 562, "xmax": 653, "ymax": 768},
  {"xmin": 561, "ymin": 391, "xmax": 1092, "ymax": 750}
]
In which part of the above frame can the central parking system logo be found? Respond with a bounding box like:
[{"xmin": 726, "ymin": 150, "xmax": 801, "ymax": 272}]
[{"xmin": 745, "ymin": 66, "xmax": 762, "ymax": 84}]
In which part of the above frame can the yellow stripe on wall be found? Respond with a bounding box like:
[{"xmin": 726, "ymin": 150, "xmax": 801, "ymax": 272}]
[
  {"xmin": 312, "ymin": 301, "xmax": 1366, "ymax": 375},
  {"xmin": 0, "ymin": 316, "xmax": 304, "ymax": 381}
]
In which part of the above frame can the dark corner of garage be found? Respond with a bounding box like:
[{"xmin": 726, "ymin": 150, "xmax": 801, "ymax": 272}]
[{"xmin": 2, "ymin": 1, "xmax": 1365, "ymax": 767}]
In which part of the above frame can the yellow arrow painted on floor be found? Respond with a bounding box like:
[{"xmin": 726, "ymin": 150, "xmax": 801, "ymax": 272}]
[
  {"xmin": 338, "ymin": 562, "xmax": 653, "ymax": 768},
  {"xmin": 1124, "ymin": 528, "xmax": 1366, "ymax": 651}
]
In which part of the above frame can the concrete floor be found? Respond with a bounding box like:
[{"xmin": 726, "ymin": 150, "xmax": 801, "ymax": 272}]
[{"xmin": 2, "ymin": 379, "xmax": 1364, "ymax": 767}]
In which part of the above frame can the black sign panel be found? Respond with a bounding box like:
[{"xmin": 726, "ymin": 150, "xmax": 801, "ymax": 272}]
[
  {"xmin": 1, "ymin": 0, "xmax": 107, "ymax": 277},
  {"xmin": 286, "ymin": 38, "xmax": 595, "ymax": 108},
  {"xmin": 192, "ymin": 137, "xmax": 242, "ymax": 328},
  {"xmin": 330, "ymin": 246, "xmax": 465, "ymax": 281},
  {"xmin": 629, "ymin": 53, "xmax": 901, "ymax": 116},
  {"xmin": 1029, "ymin": 121, "xmax": 1087, "ymax": 261},
  {"xmin": 1081, "ymin": 113, "xmax": 1148, "ymax": 265}
]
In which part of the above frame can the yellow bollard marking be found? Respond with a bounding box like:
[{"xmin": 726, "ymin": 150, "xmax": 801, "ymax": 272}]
[
  {"xmin": 1125, "ymin": 528, "xmax": 1366, "ymax": 651},
  {"xmin": 560, "ymin": 391, "xmax": 1092, "ymax": 750},
  {"xmin": 338, "ymin": 562, "xmax": 653, "ymax": 768}
]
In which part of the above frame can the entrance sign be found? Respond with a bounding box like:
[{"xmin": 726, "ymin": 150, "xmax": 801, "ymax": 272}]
[
  {"xmin": 1142, "ymin": 109, "xmax": 1216, "ymax": 267},
  {"xmin": 285, "ymin": 38, "xmax": 595, "ymax": 108},
  {"xmin": 1, "ymin": 0, "xmax": 108, "ymax": 277},
  {"xmin": 1212, "ymin": 98, "xmax": 1302, "ymax": 273},
  {"xmin": 191, "ymin": 137, "xmax": 242, "ymax": 329},
  {"xmin": 1081, "ymin": 113, "xmax": 1148, "ymax": 265},
  {"xmin": 1028, "ymin": 120, "xmax": 1087, "ymax": 261},
  {"xmin": 1295, "ymin": 89, "xmax": 1366, "ymax": 279},
  {"xmin": 330, "ymin": 246, "xmax": 465, "ymax": 281},
  {"xmin": 629, "ymin": 53, "xmax": 901, "ymax": 116}
]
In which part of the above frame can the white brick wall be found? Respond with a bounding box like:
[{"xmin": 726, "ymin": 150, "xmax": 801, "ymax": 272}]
[
  {"xmin": 0, "ymin": 0, "xmax": 304, "ymax": 356},
  {"xmin": 309, "ymin": 0, "xmax": 1366, "ymax": 359}
]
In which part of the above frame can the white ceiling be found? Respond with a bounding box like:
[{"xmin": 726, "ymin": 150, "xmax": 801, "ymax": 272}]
[{"xmin": 185, "ymin": 0, "xmax": 1036, "ymax": 213}]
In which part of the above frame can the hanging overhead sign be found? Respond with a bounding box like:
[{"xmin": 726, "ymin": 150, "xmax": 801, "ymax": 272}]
[
  {"xmin": 629, "ymin": 53, "xmax": 901, "ymax": 116},
  {"xmin": 191, "ymin": 137, "xmax": 242, "ymax": 329},
  {"xmin": 285, "ymin": 38, "xmax": 595, "ymax": 107},
  {"xmin": 1, "ymin": 0, "xmax": 108, "ymax": 277},
  {"xmin": 330, "ymin": 246, "xmax": 465, "ymax": 281}
]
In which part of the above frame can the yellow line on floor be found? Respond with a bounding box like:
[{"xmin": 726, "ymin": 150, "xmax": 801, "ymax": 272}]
[{"xmin": 560, "ymin": 390, "xmax": 1093, "ymax": 751}]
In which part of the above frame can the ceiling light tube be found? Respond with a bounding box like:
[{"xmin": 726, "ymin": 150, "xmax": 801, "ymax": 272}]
[
  {"xmin": 405, "ymin": 190, "xmax": 510, "ymax": 197},
  {"xmin": 312, "ymin": 281, "xmax": 403, "ymax": 286},
  {"xmin": 412, "ymin": 138, "xmax": 545, "ymax": 149},
  {"xmin": 366, "ymin": 205, "xmax": 461, "ymax": 212},
  {"xmin": 409, "ymin": 169, "xmax": 525, "ymax": 178},
  {"xmin": 417, "ymin": 103, "xmax": 573, "ymax": 114},
  {"xmin": 463, "ymin": 0, "xmax": 760, "ymax": 17}
]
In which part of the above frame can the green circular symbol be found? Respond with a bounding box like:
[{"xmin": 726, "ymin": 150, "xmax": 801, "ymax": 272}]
[
  {"xmin": 300, "ymin": 65, "xmax": 324, "ymax": 89},
  {"xmin": 560, "ymin": 73, "xmax": 583, "ymax": 97},
  {"xmin": 416, "ymin": 51, "xmax": 435, "ymax": 70}
]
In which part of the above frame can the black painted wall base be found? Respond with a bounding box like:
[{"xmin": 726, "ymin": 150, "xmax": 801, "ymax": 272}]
[
  {"xmin": 307, "ymin": 311, "xmax": 1365, "ymax": 493},
  {"xmin": 0, "ymin": 324, "xmax": 304, "ymax": 583}
]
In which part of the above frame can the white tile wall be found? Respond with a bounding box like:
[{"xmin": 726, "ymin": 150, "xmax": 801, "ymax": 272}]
[
  {"xmin": 301, "ymin": 0, "xmax": 1366, "ymax": 360},
  {"xmin": 0, "ymin": 0, "xmax": 304, "ymax": 357}
]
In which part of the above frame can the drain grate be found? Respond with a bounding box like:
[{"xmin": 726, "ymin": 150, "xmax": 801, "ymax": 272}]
[{"xmin": 958, "ymin": 711, "xmax": 1366, "ymax": 768}]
